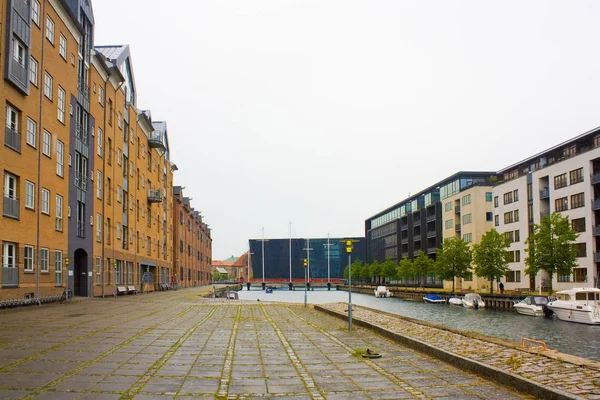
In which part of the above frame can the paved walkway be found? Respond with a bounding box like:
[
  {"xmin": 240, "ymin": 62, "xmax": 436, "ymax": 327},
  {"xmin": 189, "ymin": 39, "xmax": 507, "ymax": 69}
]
[
  {"xmin": 319, "ymin": 303, "xmax": 600, "ymax": 400},
  {"xmin": 0, "ymin": 288, "xmax": 530, "ymax": 399}
]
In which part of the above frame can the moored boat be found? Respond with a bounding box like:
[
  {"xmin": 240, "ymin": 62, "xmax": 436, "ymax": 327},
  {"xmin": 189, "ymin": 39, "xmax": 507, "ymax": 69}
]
[
  {"xmin": 448, "ymin": 297, "xmax": 462, "ymax": 306},
  {"xmin": 374, "ymin": 286, "xmax": 391, "ymax": 298},
  {"xmin": 462, "ymin": 293, "xmax": 485, "ymax": 309},
  {"xmin": 423, "ymin": 294, "xmax": 446, "ymax": 304},
  {"xmin": 513, "ymin": 296, "xmax": 551, "ymax": 317},
  {"xmin": 547, "ymin": 287, "xmax": 600, "ymax": 325}
]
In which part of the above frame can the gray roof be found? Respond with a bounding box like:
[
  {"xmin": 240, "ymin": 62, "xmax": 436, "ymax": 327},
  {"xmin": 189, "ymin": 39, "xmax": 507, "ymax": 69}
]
[{"xmin": 95, "ymin": 45, "xmax": 128, "ymax": 63}]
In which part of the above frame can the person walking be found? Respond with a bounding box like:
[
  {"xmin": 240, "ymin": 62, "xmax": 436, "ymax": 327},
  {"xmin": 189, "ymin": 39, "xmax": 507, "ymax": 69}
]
[{"xmin": 499, "ymin": 281, "xmax": 505, "ymax": 294}]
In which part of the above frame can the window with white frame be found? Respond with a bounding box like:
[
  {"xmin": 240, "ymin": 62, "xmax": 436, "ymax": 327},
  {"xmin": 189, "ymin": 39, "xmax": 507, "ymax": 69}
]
[
  {"xmin": 24, "ymin": 245, "xmax": 34, "ymax": 272},
  {"xmin": 31, "ymin": 0, "xmax": 40, "ymax": 26},
  {"xmin": 59, "ymin": 34, "xmax": 67, "ymax": 59},
  {"xmin": 42, "ymin": 130, "xmax": 51, "ymax": 156},
  {"xmin": 41, "ymin": 188, "xmax": 50, "ymax": 214},
  {"xmin": 96, "ymin": 171, "xmax": 102, "ymax": 199},
  {"xmin": 40, "ymin": 248, "xmax": 49, "ymax": 272},
  {"xmin": 25, "ymin": 181, "xmax": 35, "ymax": 209},
  {"xmin": 130, "ymin": 161, "xmax": 134, "ymax": 177},
  {"xmin": 26, "ymin": 118, "xmax": 36, "ymax": 147},
  {"xmin": 117, "ymin": 223, "xmax": 121, "ymax": 239},
  {"xmin": 117, "ymin": 148, "xmax": 122, "ymax": 165},
  {"xmin": 45, "ymin": 16, "xmax": 54, "ymax": 43},
  {"xmin": 12, "ymin": 38, "xmax": 25, "ymax": 66},
  {"xmin": 56, "ymin": 140, "xmax": 64, "ymax": 176},
  {"xmin": 96, "ymin": 257, "xmax": 101, "ymax": 284},
  {"xmin": 97, "ymin": 128, "xmax": 103, "ymax": 156},
  {"xmin": 98, "ymin": 87, "xmax": 104, "ymax": 105},
  {"xmin": 55, "ymin": 250, "xmax": 62, "ymax": 285},
  {"xmin": 96, "ymin": 213, "xmax": 102, "ymax": 242},
  {"xmin": 2, "ymin": 242, "xmax": 17, "ymax": 268},
  {"xmin": 4, "ymin": 172, "xmax": 18, "ymax": 201},
  {"xmin": 44, "ymin": 72, "xmax": 52, "ymax": 99},
  {"xmin": 117, "ymin": 185, "xmax": 122, "ymax": 203},
  {"xmin": 30, "ymin": 57, "xmax": 38, "ymax": 85},
  {"xmin": 142, "ymin": 174, "xmax": 145, "ymax": 187},
  {"xmin": 6, "ymin": 104, "xmax": 18, "ymax": 132},
  {"xmin": 57, "ymin": 87, "xmax": 65, "ymax": 122},
  {"xmin": 55, "ymin": 194, "xmax": 63, "ymax": 231},
  {"xmin": 129, "ymin": 194, "xmax": 133, "ymax": 210}
]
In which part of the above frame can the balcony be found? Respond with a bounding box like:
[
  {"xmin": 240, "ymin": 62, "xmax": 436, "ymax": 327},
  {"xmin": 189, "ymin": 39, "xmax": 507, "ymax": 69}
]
[
  {"xmin": 426, "ymin": 214, "xmax": 436, "ymax": 222},
  {"xmin": 10, "ymin": 58, "xmax": 27, "ymax": 87},
  {"xmin": 455, "ymin": 224, "xmax": 461, "ymax": 232},
  {"xmin": 148, "ymin": 131, "xmax": 165, "ymax": 150},
  {"xmin": 455, "ymin": 205, "xmax": 461, "ymax": 214},
  {"xmin": 147, "ymin": 188, "xmax": 162, "ymax": 203},
  {"xmin": 74, "ymin": 173, "xmax": 87, "ymax": 192},
  {"xmin": 594, "ymin": 252, "xmax": 600, "ymax": 263},
  {"xmin": 2, "ymin": 266, "xmax": 19, "ymax": 288},
  {"xmin": 5, "ymin": 125, "xmax": 21, "ymax": 153},
  {"xmin": 427, "ymin": 230, "xmax": 436, "ymax": 238},
  {"xmin": 3, "ymin": 196, "xmax": 19, "ymax": 219},
  {"xmin": 594, "ymin": 225, "xmax": 600, "ymax": 237},
  {"xmin": 413, "ymin": 217, "xmax": 421, "ymax": 227},
  {"xmin": 427, "ymin": 246, "xmax": 437, "ymax": 255},
  {"xmin": 77, "ymin": 221, "xmax": 85, "ymax": 238},
  {"xmin": 401, "ymin": 237, "xmax": 408, "ymax": 244},
  {"xmin": 540, "ymin": 188, "xmax": 550, "ymax": 199},
  {"xmin": 592, "ymin": 173, "xmax": 600, "ymax": 185},
  {"xmin": 593, "ymin": 199, "xmax": 600, "ymax": 211},
  {"xmin": 540, "ymin": 210, "xmax": 550, "ymax": 219}
]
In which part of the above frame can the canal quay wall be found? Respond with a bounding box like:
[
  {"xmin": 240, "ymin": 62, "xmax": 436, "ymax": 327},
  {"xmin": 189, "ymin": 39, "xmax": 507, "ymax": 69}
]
[
  {"xmin": 315, "ymin": 303, "xmax": 600, "ymax": 400},
  {"xmin": 339, "ymin": 285, "xmax": 522, "ymax": 311}
]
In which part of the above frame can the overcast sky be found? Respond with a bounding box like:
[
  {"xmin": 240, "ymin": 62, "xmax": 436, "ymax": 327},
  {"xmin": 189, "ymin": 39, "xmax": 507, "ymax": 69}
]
[{"xmin": 94, "ymin": 1, "xmax": 600, "ymax": 260}]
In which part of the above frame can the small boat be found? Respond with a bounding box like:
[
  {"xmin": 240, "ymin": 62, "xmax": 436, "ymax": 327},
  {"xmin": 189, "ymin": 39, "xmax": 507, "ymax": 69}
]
[
  {"xmin": 423, "ymin": 294, "xmax": 446, "ymax": 304},
  {"xmin": 513, "ymin": 296, "xmax": 552, "ymax": 317},
  {"xmin": 448, "ymin": 297, "xmax": 463, "ymax": 306},
  {"xmin": 374, "ymin": 286, "xmax": 391, "ymax": 298},
  {"xmin": 462, "ymin": 293, "xmax": 485, "ymax": 309},
  {"xmin": 265, "ymin": 287, "xmax": 273, "ymax": 294},
  {"xmin": 547, "ymin": 287, "xmax": 600, "ymax": 325}
]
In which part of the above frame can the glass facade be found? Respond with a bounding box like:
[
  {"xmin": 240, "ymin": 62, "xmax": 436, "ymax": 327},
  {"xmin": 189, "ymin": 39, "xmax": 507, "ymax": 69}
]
[{"xmin": 248, "ymin": 237, "xmax": 366, "ymax": 281}]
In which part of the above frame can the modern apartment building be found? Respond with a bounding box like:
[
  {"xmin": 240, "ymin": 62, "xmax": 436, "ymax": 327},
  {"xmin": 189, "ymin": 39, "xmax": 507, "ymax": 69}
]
[
  {"xmin": 494, "ymin": 126, "xmax": 600, "ymax": 291},
  {"xmin": 365, "ymin": 172, "xmax": 497, "ymax": 288},
  {"xmin": 173, "ymin": 185, "xmax": 212, "ymax": 288},
  {"xmin": 1, "ymin": 0, "xmax": 211, "ymax": 302}
]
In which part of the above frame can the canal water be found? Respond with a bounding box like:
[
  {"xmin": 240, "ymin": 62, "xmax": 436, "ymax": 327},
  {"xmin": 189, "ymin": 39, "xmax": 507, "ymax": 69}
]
[{"xmin": 237, "ymin": 288, "xmax": 600, "ymax": 362}]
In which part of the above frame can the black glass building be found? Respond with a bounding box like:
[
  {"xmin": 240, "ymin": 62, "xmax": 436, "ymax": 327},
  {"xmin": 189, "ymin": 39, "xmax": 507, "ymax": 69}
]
[{"xmin": 248, "ymin": 237, "xmax": 366, "ymax": 281}]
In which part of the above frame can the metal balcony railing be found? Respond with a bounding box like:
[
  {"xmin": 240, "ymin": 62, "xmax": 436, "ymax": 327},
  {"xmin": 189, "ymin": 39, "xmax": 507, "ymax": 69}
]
[
  {"xmin": 540, "ymin": 188, "xmax": 550, "ymax": 199},
  {"xmin": 148, "ymin": 131, "xmax": 165, "ymax": 149},
  {"xmin": 426, "ymin": 214, "xmax": 436, "ymax": 222},
  {"xmin": 593, "ymin": 199, "xmax": 600, "ymax": 211},
  {"xmin": 455, "ymin": 224, "xmax": 461, "ymax": 232},
  {"xmin": 147, "ymin": 188, "xmax": 162, "ymax": 203},
  {"xmin": 592, "ymin": 173, "xmax": 600, "ymax": 185},
  {"xmin": 5, "ymin": 125, "xmax": 21, "ymax": 153},
  {"xmin": 593, "ymin": 225, "xmax": 600, "ymax": 237},
  {"xmin": 3, "ymin": 195, "xmax": 19, "ymax": 219},
  {"xmin": 2, "ymin": 266, "xmax": 19, "ymax": 288},
  {"xmin": 11, "ymin": 58, "xmax": 27, "ymax": 86},
  {"xmin": 540, "ymin": 210, "xmax": 550, "ymax": 219},
  {"xmin": 74, "ymin": 173, "xmax": 87, "ymax": 192},
  {"xmin": 77, "ymin": 77, "xmax": 90, "ymax": 100},
  {"xmin": 594, "ymin": 252, "xmax": 600, "ymax": 263},
  {"xmin": 455, "ymin": 205, "xmax": 461, "ymax": 214},
  {"xmin": 77, "ymin": 221, "xmax": 85, "ymax": 237}
]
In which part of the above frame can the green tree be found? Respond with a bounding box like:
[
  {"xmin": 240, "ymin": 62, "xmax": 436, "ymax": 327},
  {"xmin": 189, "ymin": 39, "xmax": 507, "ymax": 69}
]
[
  {"xmin": 413, "ymin": 250, "xmax": 434, "ymax": 288},
  {"xmin": 435, "ymin": 237, "xmax": 473, "ymax": 293},
  {"xmin": 370, "ymin": 260, "xmax": 382, "ymax": 284},
  {"xmin": 472, "ymin": 229, "xmax": 510, "ymax": 294},
  {"xmin": 351, "ymin": 260, "xmax": 362, "ymax": 281},
  {"xmin": 397, "ymin": 258, "xmax": 413, "ymax": 290},
  {"xmin": 525, "ymin": 212, "xmax": 579, "ymax": 294},
  {"xmin": 381, "ymin": 258, "xmax": 397, "ymax": 283}
]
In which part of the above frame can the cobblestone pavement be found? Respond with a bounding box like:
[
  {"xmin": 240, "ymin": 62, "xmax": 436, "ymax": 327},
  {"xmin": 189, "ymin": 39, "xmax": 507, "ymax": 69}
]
[
  {"xmin": 0, "ymin": 288, "xmax": 531, "ymax": 399},
  {"xmin": 319, "ymin": 303, "xmax": 600, "ymax": 400}
]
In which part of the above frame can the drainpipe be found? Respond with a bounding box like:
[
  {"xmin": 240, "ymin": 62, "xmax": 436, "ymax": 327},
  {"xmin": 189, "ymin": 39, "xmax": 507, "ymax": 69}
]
[
  {"xmin": 35, "ymin": 0, "xmax": 48, "ymax": 304},
  {"xmin": 100, "ymin": 69, "xmax": 108, "ymax": 297}
]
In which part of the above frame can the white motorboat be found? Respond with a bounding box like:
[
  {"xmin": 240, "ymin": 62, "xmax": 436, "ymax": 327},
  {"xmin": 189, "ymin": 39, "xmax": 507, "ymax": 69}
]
[
  {"xmin": 374, "ymin": 286, "xmax": 391, "ymax": 298},
  {"xmin": 547, "ymin": 287, "xmax": 600, "ymax": 325},
  {"xmin": 462, "ymin": 293, "xmax": 485, "ymax": 309},
  {"xmin": 423, "ymin": 294, "xmax": 446, "ymax": 304},
  {"xmin": 513, "ymin": 296, "xmax": 551, "ymax": 317},
  {"xmin": 448, "ymin": 297, "xmax": 463, "ymax": 306}
]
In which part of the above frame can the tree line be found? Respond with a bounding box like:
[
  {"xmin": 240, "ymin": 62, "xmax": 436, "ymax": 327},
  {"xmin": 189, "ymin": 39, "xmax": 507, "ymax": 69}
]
[{"xmin": 344, "ymin": 212, "xmax": 579, "ymax": 294}]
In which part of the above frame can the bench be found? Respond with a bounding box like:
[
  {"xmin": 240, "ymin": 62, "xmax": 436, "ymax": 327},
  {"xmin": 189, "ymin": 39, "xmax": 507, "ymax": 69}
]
[
  {"xmin": 116, "ymin": 286, "xmax": 129, "ymax": 296},
  {"xmin": 127, "ymin": 285, "xmax": 138, "ymax": 294}
]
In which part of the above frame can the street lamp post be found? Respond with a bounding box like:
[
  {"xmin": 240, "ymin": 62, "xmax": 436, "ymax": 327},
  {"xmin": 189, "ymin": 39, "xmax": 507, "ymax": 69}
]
[
  {"xmin": 247, "ymin": 251, "xmax": 253, "ymax": 290},
  {"xmin": 258, "ymin": 227, "xmax": 269, "ymax": 290},
  {"xmin": 303, "ymin": 258, "xmax": 308, "ymax": 307},
  {"xmin": 324, "ymin": 233, "xmax": 334, "ymax": 290},
  {"xmin": 345, "ymin": 240, "xmax": 353, "ymax": 331}
]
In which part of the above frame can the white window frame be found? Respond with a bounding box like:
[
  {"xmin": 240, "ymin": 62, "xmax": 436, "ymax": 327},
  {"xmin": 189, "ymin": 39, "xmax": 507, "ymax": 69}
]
[
  {"xmin": 2, "ymin": 242, "xmax": 17, "ymax": 268},
  {"xmin": 97, "ymin": 128, "xmax": 103, "ymax": 157},
  {"xmin": 56, "ymin": 140, "xmax": 64, "ymax": 177},
  {"xmin": 4, "ymin": 172, "xmax": 18, "ymax": 200},
  {"xmin": 96, "ymin": 213, "xmax": 102, "ymax": 242},
  {"xmin": 57, "ymin": 86, "xmax": 65, "ymax": 123},
  {"xmin": 96, "ymin": 257, "xmax": 102, "ymax": 284},
  {"xmin": 59, "ymin": 34, "xmax": 67, "ymax": 59},
  {"xmin": 42, "ymin": 130, "xmax": 51, "ymax": 157},
  {"xmin": 55, "ymin": 250, "xmax": 63, "ymax": 285},
  {"xmin": 26, "ymin": 118, "xmax": 36, "ymax": 147},
  {"xmin": 41, "ymin": 188, "xmax": 50, "ymax": 215},
  {"xmin": 117, "ymin": 185, "xmax": 122, "ymax": 203},
  {"xmin": 117, "ymin": 148, "xmax": 122, "ymax": 165},
  {"xmin": 129, "ymin": 194, "xmax": 133, "ymax": 210},
  {"xmin": 25, "ymin": 180, "xmax": 35, "ymax": 209},
  {"xmin": 30, "ymin": 56, "xmax": 38, "ymax": 86},
  {"xmin": 55, "ymin": 194, "xmax": 63, "ymax": 231},
  {"xmin": 31, "ymin": 0, "xmax": 40, "ymax": 26},
  {"xmin": 45, "ymin": 15, "xmax": 54, "ymax": 43},
  {"xmin": 24, "ymin": 245, "xmax": 34, "ymax": 272},
  {"xmin": 44, "ymin": 72, "xmax": 52, "ymax": 99},
  {"xmin": 117, "ymin": 223, "xmax": 121, "ymax": 240},
  {"xmin": 96, "ymin": 170, "xmax": 102, "ymax": 199},
  {"xmin": 40, "ymin": 248, "xmax": 49, "ymax": 272},
  {"xmin": 98, "ymin": 87, "xmax": 104, "ymax": 105},
  {"xmin": 6, "ymin": 104, "xmax": 18, "ymax": 131},
  {"xmin": 12, "ymin": 38, "xmax": 25, "ymax": 66}
]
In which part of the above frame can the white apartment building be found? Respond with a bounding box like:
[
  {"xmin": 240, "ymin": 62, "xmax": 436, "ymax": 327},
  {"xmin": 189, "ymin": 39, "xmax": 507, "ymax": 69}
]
[{"xmin": 494, "ymin": 127, "xmax": 600, "ymax": 292}]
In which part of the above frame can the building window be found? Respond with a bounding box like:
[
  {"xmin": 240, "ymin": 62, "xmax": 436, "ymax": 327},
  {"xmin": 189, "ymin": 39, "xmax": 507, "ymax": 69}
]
[
  {"xmin": 99, "ymin": 87, "xmax": 104, "ymax": 105},
  {"xmin": 117, "ymin": 223, "xmax": 121, "ymax": 240},
  {"xmin": 483, "ymin": 212, "xmax": 492, "ymax": 222},
  {"xmin": 24, "ymin": 245, "xmax": 34, "ymax": 272},
  {"xmin": 40, "ymin": 248, "xmax": 49, "ymax": 272},
  {"xmin": 57, "ymin": 87, "xmax": 65, "ymax": 122},
  {"xmin": 56, "ymin": 140, "xmax": 64, "ymax": 177},
  {"xmin": 45, "ymin": 16, "xmax": 54, "ymax": 43},
  {"xmin": 463, "ymin": 233, "xmax": 472, "ymax": 243},
  {"xmin": 571, "ymin": 217, "xmax": 586, "ymax": 233},
  {"xmin": 32, "ymin": 0, "xmax": 40, "ymax": 25},
  {"xmin": 96, "ymin": 213, "xmax": 102, "ymax": 242},
  {"xmin": 44, "ymin": 72, "xmax": 52, "ymax": 99},
  {"xmin": 96, "ymin": 171, "xmax": 102, "ymax": 199},
  {"xmin": 55, "ymin": 250, "xmax": 63, "ymax": 285},
  {"xmin": 494, "ymin": 196, "xmax": 498, "ymax": 207},
  {"xmin": 97, "ymin": 128, "xmax": 103, "ymax": 157},
  {"xmin": 445, "ymin": 219, "xmax": 453, "ymax": 229},
  {"xmin": 107, "ymin": 99, "xmax": 113, "ymax": 125},
  {"xmin": 514, "ymin": 209, "xmax": 519, "ymax": 222},
  {"xmin": 485, "ymin": 192, "xmax": 492, "ymax": 202},
  {"xmin": 503, "ymin": 211, "xmax": 514, "ymax": 224},
  {"xmin": 41, "ymin": 188, "xmax": 50, "ymax": 214},
  {"xmin": 2, "ymin": 242, "xmax": 17, "ymax": 268},
  {"xmin": 513, "ymin": 189, "xmax": 519, "ymax": 202},
  {"xmin": 571, "ymin": 192, "xmax": 585, "ymax": 209},
  {"xmin": 26, "ymin": 118, "xmax": 36, "ymax": 147},
  {"xmin": 573, "ymin": 268, "xmax": 587, "ymax": 283},
  {"xmin": 30, "ymin": 57, "xmax": 38, "ymax": 86},
  {"xmin": 25, "ymin": 180, "xmax": 35, "ymax": 209},
  {"xmin": 96, "ymin": 257, "xmax": 102, "ymax": 284},
  {"xmin": 117, "ymin": 186, "xmax": 122, "ymax": 203},
  {"xmin": 555, "ymin": 197, "xmax": 568, "ymax": 212},
  {"xmin": 463, "ymin": 213, "xmax": 472, "ymax": 225},
  {"xmin": 461, "ymin": 194, "xmax": 471, "ymax": 206},
  {"xmin": 505, "ymin": 270, "xmax": 521, "ymax": 282},
  {"xmin": 117, "ymin": 148, "xmax": 122, "ymax": 165},
  {"xmin": 503, "ymin": 191, "xmax": 513, "ymax": 205},
  {"xmin": 515, "ymin": 250, "xmax": 521, "ymax": 262},
  {"xmin": 514, "ymin": 230, "xmax": 520, "ymax": 242},
  {"xmin": 59, "ymin": 34, "xmax": 67, "ymax": 59},
  {"xmin": 504, "ymin": 231, "xmax": 514, "ymax": 243},
  {"xmin": 55, "ymin": 194, "xmax": 63, "ymax": 231},
  {"xmin": 107, "ymin": 138, "xmax": 112, "ymax": 165},
  {"xmin": 554, "ymin": 173, "xmax": 567, "ymax": 189},
  {"xmin": 6, "ymin": 104, "xmax": 19, "ymax": 135},
  {"xmin": 569, "ymin": 168, "xmax": 584, "ymax": 185},
  {"xmin": 574, "ymin": 243, "xmax": 587, "ymax": 258},
  {"xmin": 42, "ymin": 130, "xmax": 51, "ymax": 157}
]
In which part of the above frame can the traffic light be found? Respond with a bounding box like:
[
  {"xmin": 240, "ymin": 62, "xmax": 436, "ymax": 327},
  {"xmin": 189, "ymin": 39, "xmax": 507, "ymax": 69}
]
[
  {"xmin": 303, "ymin": 258, "xmax": 308, "ymax": 267},
  {"xmin": 345, "ymin": 240, "xmax": 353, "ymax": 254}
]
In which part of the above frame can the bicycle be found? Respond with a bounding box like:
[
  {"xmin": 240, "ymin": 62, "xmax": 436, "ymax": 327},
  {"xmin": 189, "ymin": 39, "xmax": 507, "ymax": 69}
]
[{"xmin": 60, "ymin": 286, "xmax": 73, "ymax": 304}]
